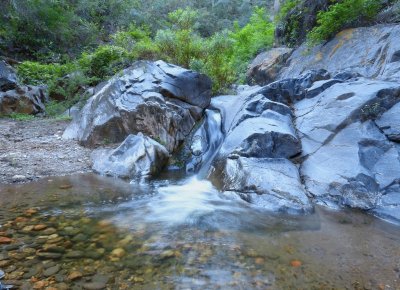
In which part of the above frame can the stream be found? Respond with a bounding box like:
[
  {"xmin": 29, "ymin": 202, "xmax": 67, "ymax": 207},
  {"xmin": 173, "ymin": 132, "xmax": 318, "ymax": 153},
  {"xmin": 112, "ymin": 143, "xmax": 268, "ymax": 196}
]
[{"xmin": 0, "ymin": 111, "xmax": 399, "ymax": 289}]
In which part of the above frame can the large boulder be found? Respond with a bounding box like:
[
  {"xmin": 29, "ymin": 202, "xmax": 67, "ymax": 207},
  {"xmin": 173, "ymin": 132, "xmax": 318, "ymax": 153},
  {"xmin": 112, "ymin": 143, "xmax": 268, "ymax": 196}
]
[
  {"xmin": 0, "ymin": 61, "xmax": 17, "ymax": 91},
  {"xmin": 294, "ymin": 76, "xmax": 400, "ymax": 221},
  {"xmin": 246, "ymin": 47, "xmax": 293, "ymax": 86},
  {"xmin": 63, "ymin": 61, "xmax": 212, "ymax": 152},
  {"xmin": 91, "ymin": 133, "xmax": 169, "ymax": 180},
  {"xmin": 211, "ymin": 156, "xmax": 312, "ymax": 213},
  {"xmin": 208, "ymin": 85, "xmax": 310, "ymax": 213},
  {"xmin": 279, "ymin": 24, "xmax": 400, "ymax": 82},
  {"xmin": 0, "ymin": 85, "xmax": 48, "ymax": 115}
]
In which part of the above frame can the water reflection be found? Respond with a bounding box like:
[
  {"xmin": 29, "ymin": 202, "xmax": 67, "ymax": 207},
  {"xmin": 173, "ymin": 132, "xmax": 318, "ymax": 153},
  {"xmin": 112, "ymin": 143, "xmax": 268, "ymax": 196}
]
[{"xmin": 0, "ymin": 174, "xmax": 399, "ymax": 289}]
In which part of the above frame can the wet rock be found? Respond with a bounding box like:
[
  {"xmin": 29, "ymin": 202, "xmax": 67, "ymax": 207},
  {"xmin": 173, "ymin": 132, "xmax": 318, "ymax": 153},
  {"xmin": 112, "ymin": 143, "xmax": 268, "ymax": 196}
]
[
  {"xmin": 212, "ymin": 157, "xmax": 312, "ymax": 213},
  {"xmin": 36, "ymin": 251, "xmax": 62, "ymax": 259},
  {"xmin": 33, "ymin": 224, "xmax": 47, "ymax": 231},
  {"xmin": 110, "ymin": 248, "xmax": 126, "ymax": 258},
  {"xmin": 65, "ymin": 250, "xmax": 84, "ymax": 259},
  {"xmin": 67, "ymin": 271, "xmax": 83, "ymax": 281},
  {"xmin": 63, "ymin": 60, "xmax": 212, "ymax": 152},
  {"xmin": 247, "ymin": 47, "xmax": 293, "ymax": 86},
  {"xmin": 0, "ymin": 237, "xmax": 12, "ymax": 244},
  {"xmin": 82, "ymin": 281, "xmax": 107, "ymax": 290},
  {"xmin": 43, "ymin": 264, "xmax": 60, "ymax": 277},
  {"xmin": 92, "ymin": 133, "xmax": 169, "ymax": 180}
]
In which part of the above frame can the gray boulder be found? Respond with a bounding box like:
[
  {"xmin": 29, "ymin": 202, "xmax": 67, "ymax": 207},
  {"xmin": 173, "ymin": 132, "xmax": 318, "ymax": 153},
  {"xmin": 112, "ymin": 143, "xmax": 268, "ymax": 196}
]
[
  {"xmin": 294, "ymin": 77, "xmax": 400, "ymax": 221},
  {"xmin": 91, "ymin": 133, "xmax": 169, "ymax": 180},
  {"xmin": 207, "ymin": 85, "xmax": 309, "ymax": 213},
  {"xmin": 247, "ymin": 47, "xmax": 293, "ymax": 86},
  {"xmin": 211, "ymin": 156, "xmax": 312, "ymax": 213},
  {"xmin": 63, "ymin": 61, "xmax": 212, "ymax": 151},
  {"xmin": 0, "ymin": 85, "xmax": 48, "ymax": 115},
  {"xmin": 295, "ymin": 79, "xmax": 400, "ymax": 156},
  {"xmin": 0, "ymin": 61, "xmax": 17, "ymax": 91}
]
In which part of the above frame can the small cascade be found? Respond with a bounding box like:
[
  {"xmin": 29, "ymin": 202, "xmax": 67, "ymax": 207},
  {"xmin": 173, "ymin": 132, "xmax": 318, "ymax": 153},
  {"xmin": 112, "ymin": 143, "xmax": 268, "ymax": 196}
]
[{"xmin": 186, "ymin": 109, "xmax": 224, "ymax": 178}]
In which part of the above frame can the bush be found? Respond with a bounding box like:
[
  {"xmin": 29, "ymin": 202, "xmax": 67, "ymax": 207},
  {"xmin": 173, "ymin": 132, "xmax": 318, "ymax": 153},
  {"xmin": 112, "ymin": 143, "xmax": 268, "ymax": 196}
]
[
  {"xmin": 308, "ymin": 0, "xmax": 383, "ymax": 44},
  {"xmin": 79, "ymin": 45, "xmax": 128, "ymax": 80},
  {"xmin": 229, "ymin": 7, "xmax": 275, "ymax": 82}
]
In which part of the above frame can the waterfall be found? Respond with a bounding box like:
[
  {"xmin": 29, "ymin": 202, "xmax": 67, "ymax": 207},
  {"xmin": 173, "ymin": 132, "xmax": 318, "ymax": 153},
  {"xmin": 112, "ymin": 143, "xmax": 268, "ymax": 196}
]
[{"xmin": 186, "ymin": 109, "xmax": 224, "ymax": 179}]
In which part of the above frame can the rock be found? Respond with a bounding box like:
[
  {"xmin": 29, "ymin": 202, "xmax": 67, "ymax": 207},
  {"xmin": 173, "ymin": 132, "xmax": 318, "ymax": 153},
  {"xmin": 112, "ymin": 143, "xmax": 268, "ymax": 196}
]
[
  {"xmin": 33, "ymin": 224, "xmax": 47, "ymax": 231},
  {"xmin": 275, "ymin": 0, "xmax": 331, "ymax": 46},
  {"xmin": 91, "ymin": 133, "xmax": 169, "ymax": 180},
  {"xmin": 247, "ymin": 47, "xmax": 293, "ymax": 86},
  {"xmin": 295, "ymin": 79, "xmax": 400, "ymax": 156},
  {"xmin": 375, "ymin": 102, "xmax": 400, "ymax": 142},
  {"xmin": 67, "ymin": 271, "xmax": 83, "ymax": 281},
  {"xmin": 63, "ymin": 60, "xmax": 212, "ymax": 152},
  {"xmin": 36, "ymin": 252, "xmax": 62, "ymax": 259},
  {"xmin": 0, "ymin": 237, "xmax": 12, "ymax": 244},
  {"xmin": 110, "ymin": 248, "xmax": 125, "ymax": 258},
  {"xmin": 0, "ymin": 61, "xmax": 17, "ymax": 91},
  {"xmin": 211, "ymin": 157, "xmax": 312, "ymax": 213},
  {"xmin": 295, "ymin": 77, "xmax": 400, "ymax": 219},
  {"xmin": 218, "ymin": 109, "xmax": 300, "ymax": 159},
  {"xmin": 11, "ymin": 175, "xmax": 27, "ymax": 183},
  {"xmin": 82, "ymin": 282, "xmax": 107, "ymax": 290},
  {"xmin": 0, "ymin": 85, "xmax": 48, "ymax": 115},
  {"xmin": 279, "ymin": 24, "xmax": 400, "ymax": 82},
  {"xmin": 64, "ymin": 250, "xmax": 84, "ymax": 259},
  {"xmin": 257, "ymin": 69, "xmax": 331, "ymax": 105},
  {"xmin": 43, "ymin": 264, "xmax": 60, "ymax": 277}
]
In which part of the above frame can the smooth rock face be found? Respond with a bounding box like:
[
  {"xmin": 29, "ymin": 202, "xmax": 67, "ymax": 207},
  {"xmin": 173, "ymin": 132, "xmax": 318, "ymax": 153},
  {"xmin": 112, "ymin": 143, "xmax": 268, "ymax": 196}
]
[
  {"xmin": 91, "ymin": 133, "xmax": 169, "ymax": 180},
  {"xmin": 0, "ymin": 85, "xmax": 48, "ymax": 115},
  {"xmin": 376, "ymin": 102, "xmax": 400, "ymax": 142},
  {"xmin": 63, "ymin": 61, "xmax": 212, "ymax": 151},
  {"xmin": 295, "ymin": 79, "xmax": 400, "ymax": 156},
  {"xmin": 0, "ymin": 61, "xmax": 17, "ymax": 91},
  {"xmin": 279, "ymin": 24, "xmax": 400, "ymax": 82},
  {"xmin": 247, "ymin": 47, "xmax": 293, "ymax": 86},
  {"xmin": 209, "ymin": 85, "xmax": 310, "ymax": 212},
  {"xmin": 213, "ymin": 157, "xmax": 312, "ymax": 213},
  {"xmin": 294, "ymin": 76, "xmax": 400, "ymax": 220}
]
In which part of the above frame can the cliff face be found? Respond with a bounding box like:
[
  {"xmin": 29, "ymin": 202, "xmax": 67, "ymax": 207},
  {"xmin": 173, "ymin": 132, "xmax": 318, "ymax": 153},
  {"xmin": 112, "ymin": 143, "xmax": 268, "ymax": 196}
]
[{"xmin": 279, "ymin": 24, "xmax": 400, "ymax": 82}]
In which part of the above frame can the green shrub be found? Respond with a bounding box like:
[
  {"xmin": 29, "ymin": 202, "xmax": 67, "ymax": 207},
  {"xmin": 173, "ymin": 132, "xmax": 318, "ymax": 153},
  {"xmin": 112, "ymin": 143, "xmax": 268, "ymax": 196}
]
[
  {"xmin": 275, "ymin": 0, "xmax": 300, "ymax": 22},
  {"xmin": 308, "ymin": 0, "xmax": 383, "ymax": 44},
  {"xmin": 5, "ymin": 113, "xmax": 36, "ymax": 121},
  {"xmin": 229, "ymin": 7, "xmax": 275, "ymax": 82},
  {"xmin": 79, "ymin": 45, "xmax": 128, "ymax": 80},
  {"xmin": 17, "ymin": 61, "xmax": 77, "ymax": 86}
]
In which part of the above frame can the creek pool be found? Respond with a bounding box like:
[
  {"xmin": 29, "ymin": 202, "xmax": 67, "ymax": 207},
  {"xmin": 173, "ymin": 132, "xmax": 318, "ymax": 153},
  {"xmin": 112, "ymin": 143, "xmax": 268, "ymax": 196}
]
[{"xmin": 0, "ymin": 174, "xmax": 399, "ymax": 289}]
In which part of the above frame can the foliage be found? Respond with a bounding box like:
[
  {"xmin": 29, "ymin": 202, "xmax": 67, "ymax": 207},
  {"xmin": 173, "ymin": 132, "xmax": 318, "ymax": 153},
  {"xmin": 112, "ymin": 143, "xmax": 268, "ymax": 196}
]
[
  {"xmin": 13, "ymin": 5, "xmax": 275, "ymax": 111},
  {"xmin": 5, "ymin": 112, "xmax": 36, "ymax": 121},
  {"xmin": 229, "ymin": 7, "xmax": 275, "ymax": 81},
  {"xmin": 275, "ymin": 0, "xmax": 300, "ymax": 22},
  {"xmin": 78, "ymin": 45, "xmax": 128, "ymax": 80},
  {"xmin": 308, "ymin": 0, "xmax": 383, "ymax": 44}
]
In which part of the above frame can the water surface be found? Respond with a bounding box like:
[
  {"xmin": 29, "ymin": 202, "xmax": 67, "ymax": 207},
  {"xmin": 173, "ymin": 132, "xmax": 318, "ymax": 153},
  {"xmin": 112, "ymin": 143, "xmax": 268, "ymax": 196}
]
[{"xmin": 0, "ymin": 174, "xmax": 399, "ymax": 289}]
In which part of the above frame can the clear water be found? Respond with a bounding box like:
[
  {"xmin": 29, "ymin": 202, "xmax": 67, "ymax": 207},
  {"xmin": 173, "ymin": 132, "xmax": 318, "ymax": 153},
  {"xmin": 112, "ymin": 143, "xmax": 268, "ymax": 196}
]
[{"xmin": 0, "ymin": 174, "xmax": 399, "ymax": 289}]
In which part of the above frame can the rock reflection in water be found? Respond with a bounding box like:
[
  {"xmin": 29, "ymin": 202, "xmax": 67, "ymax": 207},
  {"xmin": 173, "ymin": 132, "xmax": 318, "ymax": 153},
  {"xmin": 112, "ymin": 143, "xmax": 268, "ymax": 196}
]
[{"xmin": 0, "ymin": 174, "xmax": 399, "ymax": 289}]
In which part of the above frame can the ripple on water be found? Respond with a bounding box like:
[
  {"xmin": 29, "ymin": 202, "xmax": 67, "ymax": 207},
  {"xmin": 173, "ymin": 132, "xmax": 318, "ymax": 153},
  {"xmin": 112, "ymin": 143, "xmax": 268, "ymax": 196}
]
[{"xmin": 0, "ymin": 173, "xmax": 399, "ymax": 289}]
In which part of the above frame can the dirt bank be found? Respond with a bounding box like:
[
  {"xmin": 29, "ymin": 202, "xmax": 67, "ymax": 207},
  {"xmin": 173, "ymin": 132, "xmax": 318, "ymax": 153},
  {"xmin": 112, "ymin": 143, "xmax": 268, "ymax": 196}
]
[{"xmin": 0, "ymin": 118, "xmax": 92, "ymax": 184}]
